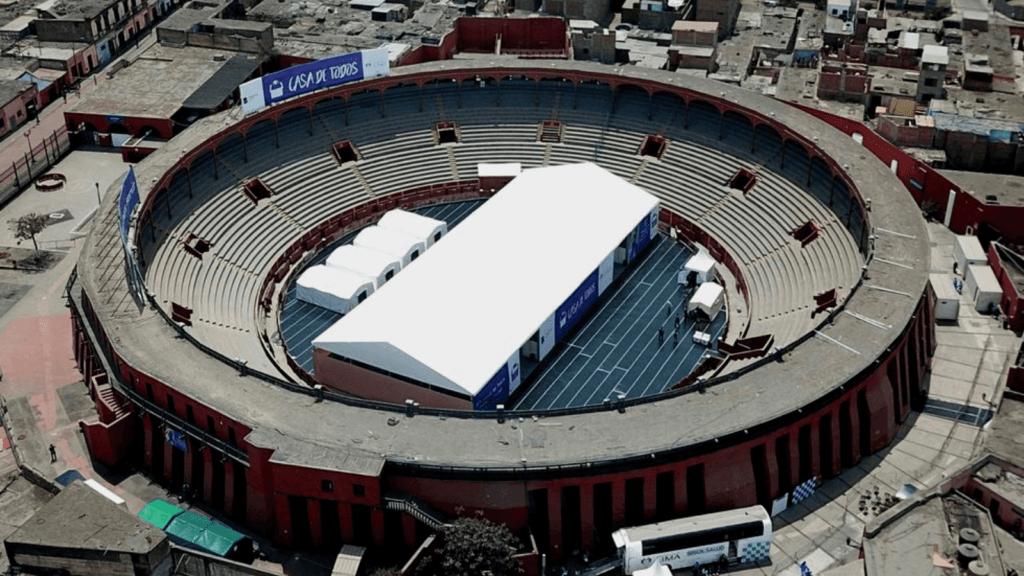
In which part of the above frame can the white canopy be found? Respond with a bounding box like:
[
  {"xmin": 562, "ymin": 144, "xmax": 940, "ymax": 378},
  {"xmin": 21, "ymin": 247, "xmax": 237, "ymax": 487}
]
[
  {"xmin": 634, "ymin": 562, "xmax": 673, "ymax": 576},
  {"xmin": 477, "ymin": 162, "xmax": 522, "ymax": 178},
  {"xmin": 325, "ymin": 245, "xmax": 401, "ymax": 289},
  {"xmin": 688, "ymin": 281, "xmax": 725, "ymax": 319},
  {"xmin": 296, "ymin": 265, "xmax": 375, "ymax": 314},
  {"xmin": 353, "ymin": 225, "xmax": 425, "ymax": 267},
  {"xmin": 377, "ymin": 209, "xmax": 448, "ymax": 248},
  {"xmin": 314, "ymin": 163, "xmax": 660, "ymax": 399},
  {"xmin": 684, "ymin": 248, "xmax": 717, "ymax": 284}
]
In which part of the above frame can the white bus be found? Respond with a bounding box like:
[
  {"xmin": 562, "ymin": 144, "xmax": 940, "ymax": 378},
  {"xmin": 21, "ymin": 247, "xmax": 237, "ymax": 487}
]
[{"xmin": 612, "ymin": 505, "xmax": 772, "ymax": 574}]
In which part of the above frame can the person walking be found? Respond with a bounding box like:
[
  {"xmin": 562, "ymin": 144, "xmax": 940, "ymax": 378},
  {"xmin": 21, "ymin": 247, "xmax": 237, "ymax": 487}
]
[
  {"xmin": 658, "ymin": 328, "xmax": 664, "ymax": 345},
  {"xmin": 49, "ymin": 444, "xmax": 57, "ymax": 463},
  {"xmin": 675, "ymin": 314, "xmax": 681, "ymax": 330}
]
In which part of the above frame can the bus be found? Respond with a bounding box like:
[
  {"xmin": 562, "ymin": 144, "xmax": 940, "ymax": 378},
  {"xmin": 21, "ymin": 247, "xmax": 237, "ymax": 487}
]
[{"xmin": 612, "ymin": 505, "xmax": 772, "ymax": 574}]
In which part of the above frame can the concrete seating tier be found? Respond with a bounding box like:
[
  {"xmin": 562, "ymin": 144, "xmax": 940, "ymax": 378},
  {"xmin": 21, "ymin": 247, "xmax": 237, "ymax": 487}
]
[{"xmin": 142, "ymin": 83, "xmax": 865, "ymax": 367}]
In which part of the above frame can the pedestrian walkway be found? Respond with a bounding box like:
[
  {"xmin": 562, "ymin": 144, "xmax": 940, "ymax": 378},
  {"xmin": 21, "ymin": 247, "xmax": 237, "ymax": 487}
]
[{"xmin": 731, "ymin": 221, "xmax": 1023, "ymax": 575}]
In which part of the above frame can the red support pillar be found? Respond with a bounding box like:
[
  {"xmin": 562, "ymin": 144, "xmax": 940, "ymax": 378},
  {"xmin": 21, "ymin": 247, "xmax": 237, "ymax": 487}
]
[
  {"xmin": 611, "ymin": 479, "xmax": 626, "ymax": 528},
  {"xmin": 673, "ymin": 465, "xmax": 688, "ymax": 516},
  {"xmin": 642, "ymin": 475, "xmax": 657, "ymax": 523},
  {"xmin": 547, "ymin": 488, "xmax": 563, "ymax": 561},
  {"xmin": 808, "ymin": 418, "xmax": 822, "ymax": 480},
  {"xmin": 338, "ymin": 502, "xmax": 355, "ymax": 543},
  {"xmin": 307, "ymin": 499, "xmax": 323, "ymax": 550},
  {"xmin": 579, "ymin": 484, "xmax": 594, "ymax": 552},
  {"xmin": 848, "ymin": 398, "xmax": 862, "ymax": 465},
  {"xmin": 786, "ymin": 433, "xmax": 801, "ymax": 494},
  {"xmin": 183, "ymin": 438, "xmax": 194, "ymax": 488},
  {"xmin": 223, "ymin": 459, "xmax": 236, "ymax": 517},
  {"xmin": 273, "ymin": 494, "xmax": 292, "ymax": 547},
  {"xmin": 162, "ymin": 436, "xmax": 174, "ymax": 482},
  {"xmin": 828, "ymin": 411, "xmax": 842, "ymax": 477},
  {"xmin": 142, "ymin": 414, "xmax": 154, "ymax": 472},
  {"xmin": 764, "ymin": 442, "xmax": 780, "ymax": 500},
  {"xmin": 370, "ymin": 508, "xmax": 386, "ymax": 548},
  {"xmin": 402, "ymin": 513, "xmax": 418, "ymax": 550},
  {"xmin": 202, "ymin": 448, "xmax": 214, "ymax": 507}
]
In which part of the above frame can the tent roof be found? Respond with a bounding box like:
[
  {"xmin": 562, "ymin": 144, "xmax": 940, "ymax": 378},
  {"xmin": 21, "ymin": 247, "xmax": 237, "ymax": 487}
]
[
  {"xmin": 165, "ymin": 510, "xmax": 213, "ymax": 546},
  {"xmin": 196, "ymin": 522, "xmax": 246, "ymax": 556},
  {"xmin": 353, "ymin": 225, "xmax": 423, "ymax": 258},
  {"xmin": 684, "ymin": 249, "xmax": 715, "ymax": 273},
  {"xmin": 689, "ymin": 282, "xmax": 724, "ymax": 312},
  {"xmin": 298, "ymin": 265, "xmax": 374, "ymax": 300},
  {"xmin": 377, "ymin": 209, "xmax": 446, "ymax": 240},
  {"xmin": 138, "ymin": 499, "xmax": 184, "ymax": 530},
  {"xmin": 326, "ymin": 244, "xmax": 400, "ymax": 277},
  {"xmin": 313, "ymin": 163, "xmax": 659, "ymax": 397}
]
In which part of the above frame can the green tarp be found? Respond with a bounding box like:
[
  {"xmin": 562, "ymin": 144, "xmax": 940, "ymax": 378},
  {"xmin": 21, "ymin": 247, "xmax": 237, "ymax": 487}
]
[
  {"xmin": 138, "ymin": 499, "xmax": 184, "ymax": 530},
  {"xmin": 196, "ymin": 522, "xmax": 246, "ymax": 556},
  {"xmin": 165, "ymin": 510, "xmax": 213, "ymax": 546}
]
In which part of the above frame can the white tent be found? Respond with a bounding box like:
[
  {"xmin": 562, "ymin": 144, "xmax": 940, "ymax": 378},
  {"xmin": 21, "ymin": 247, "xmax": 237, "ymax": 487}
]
[
  {"xmin": 377, "ymin": 209, "xmax": 448, "ymax": 248},
  {"xmin": 688, "ymin": 281, "xmax": 725, "ymax": 321},
  {"xmin": 353, "ymin": 225, "xmax": 425, "ymax": 267},
  {"xmin": 478, "ymin": 162, "xmax": 522, "ymax": 178},
  {"xmin": 682, "ymin": 248, "xmax": 717, "ymax": 285},
  {"xmin": 314, "ymin": 163, "xmax": 660, "ymax": 404},
  {"xmin": 296, "ymin": 265, "xmax": 375, "ymax": 314},
  {"xmin": 325, "ymin": 245, "xmax": 401, "ymax": 289}
]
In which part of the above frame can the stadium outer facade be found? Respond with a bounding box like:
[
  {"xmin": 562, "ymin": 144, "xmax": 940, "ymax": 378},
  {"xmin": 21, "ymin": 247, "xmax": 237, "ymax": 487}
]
[{"xmin": 69, "ymin": 60, "xmax": 935, "ymax": 561}]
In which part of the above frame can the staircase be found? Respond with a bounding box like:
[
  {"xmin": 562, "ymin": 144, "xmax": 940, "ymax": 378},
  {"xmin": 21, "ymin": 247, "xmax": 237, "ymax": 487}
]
[
  {"xmin": 94, "ymin": 378, "xmax": 131, "ymax": 423},
  {"xmin": 383, "ymin": 492, "xmax": 451, "ymax": 531}
]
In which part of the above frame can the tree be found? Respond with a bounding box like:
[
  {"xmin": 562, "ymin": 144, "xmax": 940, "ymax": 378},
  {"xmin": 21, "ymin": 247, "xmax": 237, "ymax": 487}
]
[
  {"xmin": 427, "ymin": 517, "xmax": 520, "ymax": 576},
  {"xmin": 8, "ymin": 213, "xmax": 48, "ymax": 251}
]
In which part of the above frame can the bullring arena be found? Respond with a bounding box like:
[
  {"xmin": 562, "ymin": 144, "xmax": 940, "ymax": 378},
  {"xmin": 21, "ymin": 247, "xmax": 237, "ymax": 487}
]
[{"xmin": 68, "ymin": 60, "xmax": 935, "ymax": 563}]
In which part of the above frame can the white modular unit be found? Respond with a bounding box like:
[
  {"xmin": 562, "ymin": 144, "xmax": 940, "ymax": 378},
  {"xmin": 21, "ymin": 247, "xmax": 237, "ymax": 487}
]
[
  {"xmin": 929, "ymin": 273, "xmax": 960, "ymax": 321},
  {"xmin": 965, "ymin": 264, "xmax": 1002, "ymax": 314},
  {"xmin": 296, "ymin": 265, "xmax": 375, "ymax": 314},
  {"xmin": 954, "ymin": 235, "xmax": 986, "ymax": 273}
]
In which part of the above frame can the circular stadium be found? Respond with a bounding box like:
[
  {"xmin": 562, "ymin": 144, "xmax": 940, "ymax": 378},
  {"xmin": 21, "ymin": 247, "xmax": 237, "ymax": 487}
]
[{"xmin": 70, "ymin": 60, "xmax": 935, "ymax": 561}]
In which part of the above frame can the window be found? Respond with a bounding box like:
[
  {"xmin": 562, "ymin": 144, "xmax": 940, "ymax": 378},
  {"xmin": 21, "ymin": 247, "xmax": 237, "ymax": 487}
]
[
  {"xmin": 186, "ymin": 405, "xmax": 194, "ymax": 423},
  {"xmin": 166, "ymin": 394, "xmax": 175, "ymax": 413},
  {"xmin": 353, "ymin": 484, "xmax": 366, "ymax": 497},
  {"xmin": 358, "ymin": 291, "xmax": 367, "ymax": 303},
  {"xmin": 146, "ymin": 383, "xmax": 154, "ymax": 401},
  {"xmin": 228, "ymin": 427, "xmax": 237, "ymax": 446},
  {"xmin": 924, "ymin": 78, "xmax": 938, "ymax": 87},
  {"xmin": 410, "ymin": 250, "xmax": 419, "ymax": 261},
  {"xmin": 321, "ymin": 479, "xmax": 334, "ymax": 492},
  {"xmin": 434, "ymin": 232, "xmax": 442, "ymax": 242},
  {"xmin": 207, "ymin": 415, "xmax": 215, "ymax": 432},
  {"xmin": 385, "ymin": 269, "xmax": 394, "ymax": 281},
  {"xmin": 640, "ymin": 521, "xmax": 764, "ymax": 555}
]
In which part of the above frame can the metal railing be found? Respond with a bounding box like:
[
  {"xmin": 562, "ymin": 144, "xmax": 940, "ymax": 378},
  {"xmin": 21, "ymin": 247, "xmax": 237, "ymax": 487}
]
[{"xmin": 383, "ymin": 493, "xmax": 450, "ymax": 530}]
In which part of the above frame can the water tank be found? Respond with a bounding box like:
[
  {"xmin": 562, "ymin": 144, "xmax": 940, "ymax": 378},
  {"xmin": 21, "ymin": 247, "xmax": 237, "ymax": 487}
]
[
  {"xmin": 968, "ymin": 560, "xmax": 990, "ymax": 576},
  {"xmin": 959, "ymin": 527, "xmax": 980, "ymax": 545},
  {"xmin": 958, "ymin": 543, "xmax": 980, "ymax": 567}
]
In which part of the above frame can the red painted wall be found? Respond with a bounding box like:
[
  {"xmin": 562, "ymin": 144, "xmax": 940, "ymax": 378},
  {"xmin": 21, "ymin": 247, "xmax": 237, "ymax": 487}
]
[
  {"xmin": 987, "ymin": 244, "xmax": 1024, "ymax": 335},
  {"xmin": 313, "ymin": 348, "xmax": 472, "ymax": 410},
  {"xmin": 65, "ymin": 112, "xmax": 175, "ymax": 140}
]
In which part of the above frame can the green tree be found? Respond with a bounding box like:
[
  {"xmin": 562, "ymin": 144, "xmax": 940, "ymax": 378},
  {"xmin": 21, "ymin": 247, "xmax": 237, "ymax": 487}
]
[
  {"xmin": 8, "ymin": 212, "xmax": 48, "ymax": 250},
  {"xmin": 433, "ymin": 517, "xmax": 520, "ymax": 576}
]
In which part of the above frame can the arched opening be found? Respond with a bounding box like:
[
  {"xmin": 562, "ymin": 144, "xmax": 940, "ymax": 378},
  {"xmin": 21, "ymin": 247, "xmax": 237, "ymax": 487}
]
[
  {"xmin": 781, "ymin": 139, "xmax": 811, "ymax": 186},
  {"xmin": 612, "ymin": 84, "xmax": 651, "ymax": 119},
  {"xmin": 753, "ymin": 123, "xmax": 783, "ymax": 168},
  {"xmin": 721, "ymin": 110, "xmax": 753, "ymax": 152},
  {"xmin": 687, "ymin": 100, "xmax": 720, "ymax": 138}
]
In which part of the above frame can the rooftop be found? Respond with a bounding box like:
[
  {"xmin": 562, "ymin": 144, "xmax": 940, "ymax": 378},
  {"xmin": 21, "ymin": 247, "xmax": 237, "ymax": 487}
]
[
  {"xmin": 6, "ymin": 481, "xmax": 167, "ymax": 554},
  {"xmin": 0, "ymin": 78, "xmax": 31, "ymax": 104},
  {"xmin": 939, "ymin": 170, "xmax": 1024, "ymax": 206},
  {"xmin": 921, "ymin": 44, "xmax": 948, "ymax": 66},
  {"xmin": 67, "ymin": 44, "xmax": 262, "ymax": 120}
]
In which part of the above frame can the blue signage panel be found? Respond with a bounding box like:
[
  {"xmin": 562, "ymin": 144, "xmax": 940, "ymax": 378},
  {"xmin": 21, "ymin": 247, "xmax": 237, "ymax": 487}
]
[
  {"xmin": 473, "ymin": 364, "xmax": 510, "ymax": 411},
  {"xmin": 165, "ymin": 429, "xmax": 188, "ymax": 452},
  {"xmin": 628, "ymin": 216, "xmax": 652, "ymax": 263},
  {"xmin": 555, "ymin": 269, "xmax": 599, "ymax": 341},
  {"xmin": 118, "ymin": 167, "xmax": 139, "ymax": 246},
  {"xmin": 262, "ymin": 52, "xmax": 365, "ymax": 108}
]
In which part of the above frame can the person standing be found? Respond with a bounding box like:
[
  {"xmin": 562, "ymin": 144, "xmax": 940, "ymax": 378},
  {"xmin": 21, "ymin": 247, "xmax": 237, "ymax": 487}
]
[{"xmin": 49, "ymin": 444, "xmax": 57, "ymax": 463}]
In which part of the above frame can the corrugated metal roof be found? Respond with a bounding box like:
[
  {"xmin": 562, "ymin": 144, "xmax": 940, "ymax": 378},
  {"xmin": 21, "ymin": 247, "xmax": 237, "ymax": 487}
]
[{"xmin": 182, "ymin": 55, "xmax": 261, "ymax": 110}]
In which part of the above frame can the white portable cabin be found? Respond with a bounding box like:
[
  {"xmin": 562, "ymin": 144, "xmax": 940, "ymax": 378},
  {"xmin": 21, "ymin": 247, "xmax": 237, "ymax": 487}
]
[
  {"xmin": 681, "ymin": 249, "xmax": 717, "ymax": 285},
  {"xmin": 377, "ymin": 209, "xmax": 448, "ymax": 248},
  {"xmin": 965, "ymin": 264, "xmax": 1003, "ymax": 313},
  {"xmin": 688, "ymin": 282, "xmax": 725, "ymax": 321},
  {"xmin": 296, "ymin": 265, "xmax": 375, "ymax": 314},
  {"xmin": 929, "ymin": 273, "xmax": 960, "ymax": 321},
  {"xmin": 353, "ymin": 225, "xmax": 425, "ymax": 267},
  {"xmin": 83, "ymin": 479, "xmax": 127, "ymax": 508},
  {"xmin": 954, "ymin": 235, "xmax": 987, "ymax": 273},
  {"xmin": 326, "ymin": 245, "xmax": 401, "ymax": 289}
]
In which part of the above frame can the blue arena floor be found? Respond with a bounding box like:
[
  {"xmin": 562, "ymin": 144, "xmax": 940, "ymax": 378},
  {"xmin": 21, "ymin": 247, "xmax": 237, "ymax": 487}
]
[
  {"xmin": 280, "ymin": 201, "xmax": 485, "ymax": 373},
  {"xmin": 511, "ymin": 235, "xmax": 726, "ymax": 411},
  {"xmin": 280, "ymin": 200, "xmax": 726, "ymax": 411}
]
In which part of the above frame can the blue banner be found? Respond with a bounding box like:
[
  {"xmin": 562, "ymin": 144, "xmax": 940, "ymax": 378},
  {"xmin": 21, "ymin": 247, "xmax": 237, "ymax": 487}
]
[
  {"xmin": 118, "ymin": 167, "xmax": 139, "ymax": 246},
  {"xmin": 628, "ymin": 216, "xmax": 652, "ymax": 263},
  {"xmin": 165, "ymin": 429, "xmax": 188, "ymax": 452},
  {"xmin": 262, "ymin": 52, "xmax": 364, "ymax": 107},
  {"xmin": 555, "ymin": 269, "xmax": 599, "ymax": 341},
  {"xmin": 474, "ymin": 364, "xmax": 510, "ymax": 411}
]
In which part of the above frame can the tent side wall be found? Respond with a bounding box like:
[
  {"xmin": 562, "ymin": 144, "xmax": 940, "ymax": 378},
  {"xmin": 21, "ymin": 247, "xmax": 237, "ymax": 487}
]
[{"xmin": 313, "ymin": 348, "xmax": 472, "ymax": 410}]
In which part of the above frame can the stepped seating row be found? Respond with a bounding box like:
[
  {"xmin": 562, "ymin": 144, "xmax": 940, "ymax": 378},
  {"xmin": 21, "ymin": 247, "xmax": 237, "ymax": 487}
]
[{"xmin": 143, "ymin": 94, "xmax": 865, "ymax": 364}]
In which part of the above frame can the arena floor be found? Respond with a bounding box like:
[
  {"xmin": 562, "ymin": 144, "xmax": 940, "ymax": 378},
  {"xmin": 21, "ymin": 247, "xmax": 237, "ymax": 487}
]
[{"xmin": 280, "ymin": 199, "xmax": 725, "ymax": 410}]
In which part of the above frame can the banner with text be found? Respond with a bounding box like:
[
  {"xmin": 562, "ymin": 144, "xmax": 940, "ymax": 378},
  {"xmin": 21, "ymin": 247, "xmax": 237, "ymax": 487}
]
[
  {"xmin": 118, "ymin": 167, "xmax": 139, "ymax": 246},
  {"xmin": 240, "ymin": 48, "xmax": 390, "ymax": 115}
]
